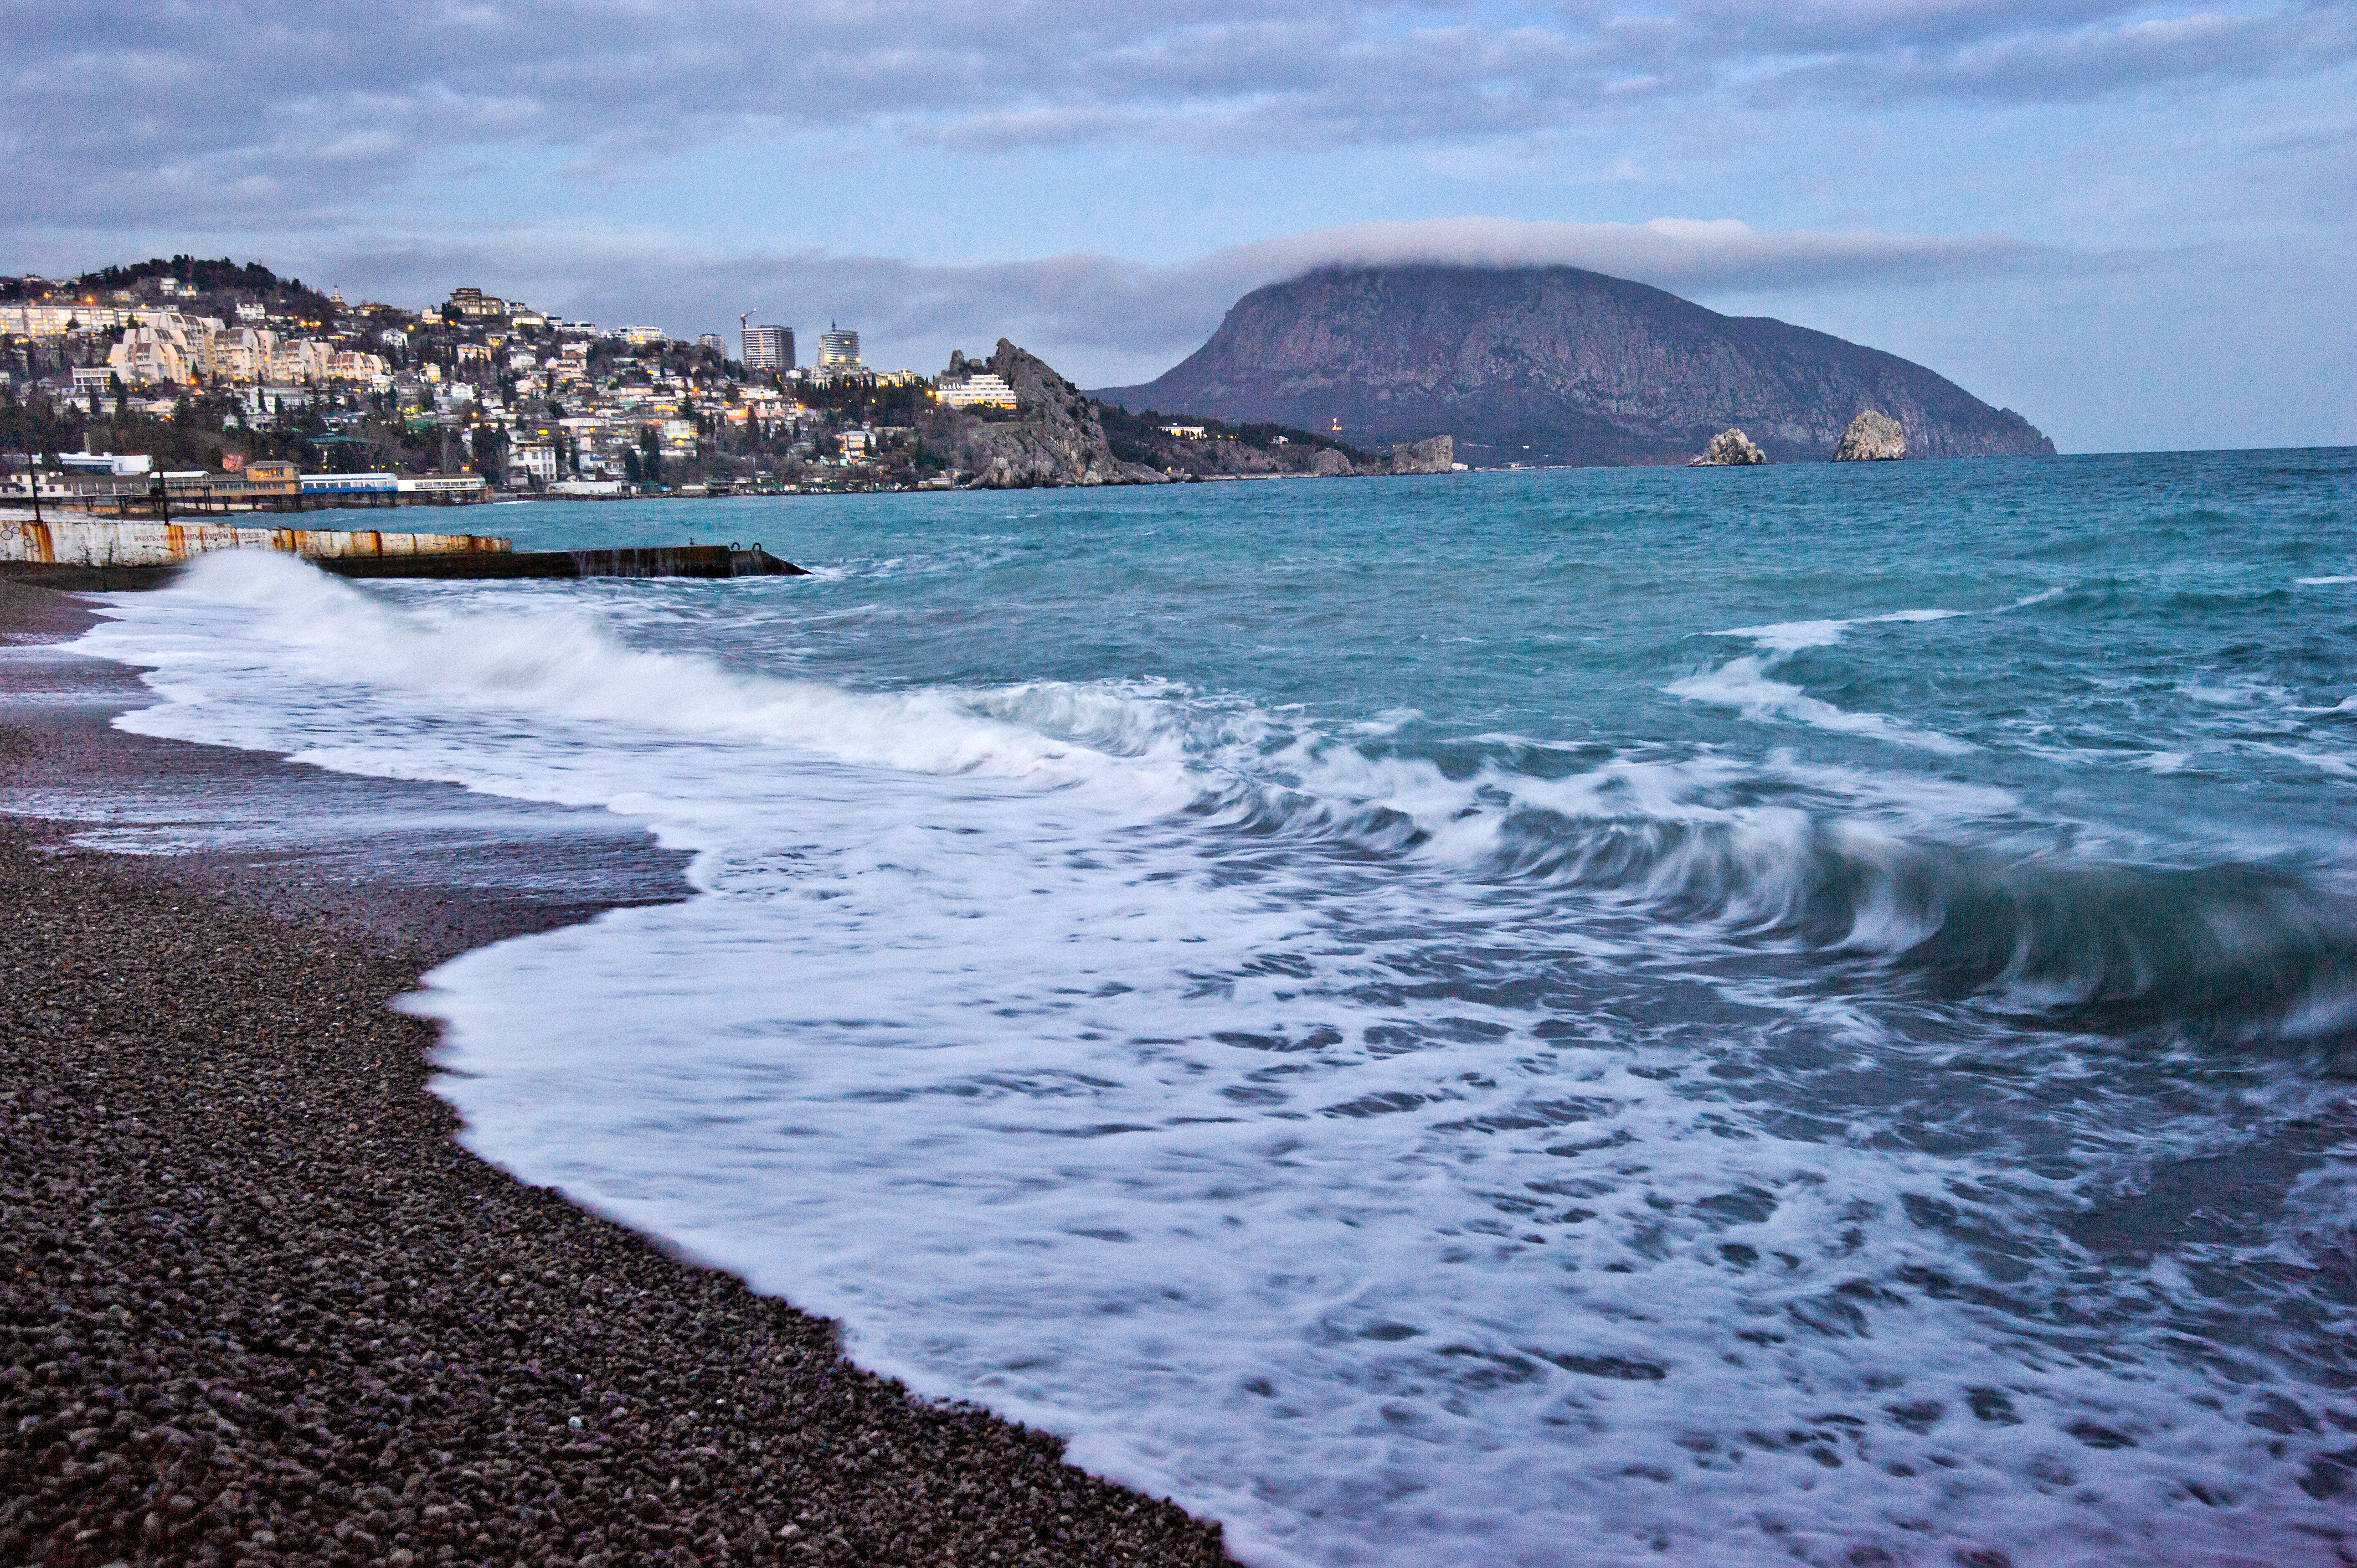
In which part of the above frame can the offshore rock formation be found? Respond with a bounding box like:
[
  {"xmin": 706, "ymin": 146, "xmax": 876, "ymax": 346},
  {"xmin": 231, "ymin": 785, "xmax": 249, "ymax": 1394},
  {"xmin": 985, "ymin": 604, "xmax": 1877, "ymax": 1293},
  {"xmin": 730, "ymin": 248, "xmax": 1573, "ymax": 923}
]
[
  {"xmin": 1834, "ymin": 410, "xmax": 1907, "ymax": 462},
  {"xmin": 1690, "ymin": 428, "xmax": 1767, "ymax": 466},
  {"xmin": 919, "ymin": 339, "xmax": 1168, "ymax": 488},
  {"xmin": 1094, "ymin": 264, "xmax": 2054, "ymax": 466}
]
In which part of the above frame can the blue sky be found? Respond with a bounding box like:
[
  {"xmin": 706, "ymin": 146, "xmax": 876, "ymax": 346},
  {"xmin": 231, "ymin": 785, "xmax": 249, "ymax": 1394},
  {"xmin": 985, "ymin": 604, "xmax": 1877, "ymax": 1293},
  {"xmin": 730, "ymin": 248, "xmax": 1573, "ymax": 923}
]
[{"xmin": 6, "ymin": 1, "xmax": 2351, "ymax": 451}]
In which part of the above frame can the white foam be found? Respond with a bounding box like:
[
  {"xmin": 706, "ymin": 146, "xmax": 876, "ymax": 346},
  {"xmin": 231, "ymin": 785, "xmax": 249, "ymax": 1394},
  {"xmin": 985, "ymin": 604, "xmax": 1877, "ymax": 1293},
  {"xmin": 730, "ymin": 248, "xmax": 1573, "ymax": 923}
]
[
  {"xmin": 65, "ymin": 554, "xmax": 2356, "ymax": 1568},
  {"xmin": 1669, "ymin": 611, "xmax": 1974, "ymax": 754}
]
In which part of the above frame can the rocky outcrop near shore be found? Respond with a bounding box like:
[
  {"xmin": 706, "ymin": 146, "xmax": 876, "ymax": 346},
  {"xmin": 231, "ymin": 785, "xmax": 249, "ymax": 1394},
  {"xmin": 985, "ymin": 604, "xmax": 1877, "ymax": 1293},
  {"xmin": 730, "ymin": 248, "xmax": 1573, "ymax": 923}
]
[
  {"xmin": 1379, "ymin": 435, "xmax": 1455, "ymax": 474},
  {"xmin": 1094, "ymin": 264, "xmax": 2056, "ymax": 466},
  {"xmin": 917, "ymin": 340, "xmax": 1460, "ymax": 487},
  {"xmin": 1690, "ymin": 429, "xmax": 1767, "ymax": 466},
  {"xmin": 1834, "ymin": 410, "xmax": 1907, "ymax": 461},
  {"xmin": 920, "ymin": 340, "xmax": 1167, "ymax": 488}
]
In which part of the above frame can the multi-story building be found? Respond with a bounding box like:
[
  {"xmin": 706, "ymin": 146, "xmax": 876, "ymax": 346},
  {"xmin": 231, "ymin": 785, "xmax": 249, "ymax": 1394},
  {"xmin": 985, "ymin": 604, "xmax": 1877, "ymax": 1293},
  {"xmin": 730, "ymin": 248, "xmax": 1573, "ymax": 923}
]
[
  {"xmin": 107, "ymin": 311, "xmax": 219, "ymax": 385},
  {"xmin": 7, "ymin": 302, "xmax": 132, "ymax": 336},
  {"xmin": 448, "ymin": 287, "xmax": 511, "ymax": 319},
  {"xmin": 508, "ymin": 443, "xmax": 560, "ymax": 485},
  {"xmin": 936, "ymin": 372, "xmax": 1017, "ymax": 409},
  {"xmin": 816, "ymin": 326, "xmax": 860, "ymax": 368},
  {"xmin": 1, "ymin": 304, "xmax": 76, "ymax": 336},
  {"xmin": 742, "ymin": 324, "xmax": 795, "ymax": 373},
  {"xmin": 100, "ymin": 313, "xmax": 388, "ymax": 388},
  {"xmin": 207, "ymin": 327, "xmax": 279, "ymax": 383}
]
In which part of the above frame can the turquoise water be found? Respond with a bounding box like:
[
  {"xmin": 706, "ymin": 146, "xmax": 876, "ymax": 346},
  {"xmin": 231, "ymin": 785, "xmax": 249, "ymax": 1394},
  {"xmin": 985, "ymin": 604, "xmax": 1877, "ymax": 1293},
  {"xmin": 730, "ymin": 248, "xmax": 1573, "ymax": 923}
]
[
  {"xmin": 505, "ymin": 451, "xmax": 2357, "ymax": 843},
  {"xmin": 88, "ymin": 449, "xmax": 2357, "ymax": 1565}
]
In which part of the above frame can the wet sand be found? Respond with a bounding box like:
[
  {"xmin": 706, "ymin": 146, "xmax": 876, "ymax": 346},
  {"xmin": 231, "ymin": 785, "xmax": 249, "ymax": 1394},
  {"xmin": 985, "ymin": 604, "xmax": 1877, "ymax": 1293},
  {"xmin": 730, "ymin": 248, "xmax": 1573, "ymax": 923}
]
[{"xmin": 0, "ymin": 577, "xmax": 1235, "ymax": 1567}]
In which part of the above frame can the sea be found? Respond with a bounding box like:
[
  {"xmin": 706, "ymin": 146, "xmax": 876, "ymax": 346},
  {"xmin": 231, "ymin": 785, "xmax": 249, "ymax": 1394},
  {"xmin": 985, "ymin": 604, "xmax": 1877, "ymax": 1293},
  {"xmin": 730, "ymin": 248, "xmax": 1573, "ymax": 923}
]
[{"xmin": 61, "ymin": 450, "xmax": 2357, "ymax": 1567}]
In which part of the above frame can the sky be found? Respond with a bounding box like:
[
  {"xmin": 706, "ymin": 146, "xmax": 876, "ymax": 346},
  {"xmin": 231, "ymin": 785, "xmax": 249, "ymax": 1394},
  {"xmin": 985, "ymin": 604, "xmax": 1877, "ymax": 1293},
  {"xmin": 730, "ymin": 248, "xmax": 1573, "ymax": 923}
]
[{"xmin": 5, "ymin": 1, "xmax": 2352, "ymax": 452}]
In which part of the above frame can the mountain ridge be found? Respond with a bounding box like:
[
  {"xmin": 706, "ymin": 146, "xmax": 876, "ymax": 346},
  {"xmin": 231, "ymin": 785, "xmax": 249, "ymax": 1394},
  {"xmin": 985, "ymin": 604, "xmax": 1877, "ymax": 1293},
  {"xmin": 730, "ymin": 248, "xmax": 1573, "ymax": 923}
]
[{"xmin": 1092, "ymin": 263, "xmax": 2054, "ymax": 466}]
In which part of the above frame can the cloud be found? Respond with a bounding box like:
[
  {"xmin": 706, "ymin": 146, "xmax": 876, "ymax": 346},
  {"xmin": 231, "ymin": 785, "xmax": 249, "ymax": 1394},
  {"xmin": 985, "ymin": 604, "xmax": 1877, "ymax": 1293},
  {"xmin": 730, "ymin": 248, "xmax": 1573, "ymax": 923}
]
[
  {"xmin": 234, "ymin": 214, "xmax": 2068, "ymax": 390},
  {"xmin": 1195, "ymin": 216, "xmax": 2057, "ymax": 295},
  {"xmin": 3, "ymin": 0, "xmax": 2350, "ymax": 232},
  {"xmin": 1756, "ymin": 3, "xmax": 2357, "ymax": 105}
]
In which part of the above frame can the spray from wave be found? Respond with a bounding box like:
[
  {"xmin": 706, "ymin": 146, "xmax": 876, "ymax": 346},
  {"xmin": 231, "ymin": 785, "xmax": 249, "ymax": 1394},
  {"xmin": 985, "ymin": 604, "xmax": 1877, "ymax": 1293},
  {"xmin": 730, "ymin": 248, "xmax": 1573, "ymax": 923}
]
[{"xmin": 1666, "ymin": 611, "xmax": 1975, "ymax": 752}]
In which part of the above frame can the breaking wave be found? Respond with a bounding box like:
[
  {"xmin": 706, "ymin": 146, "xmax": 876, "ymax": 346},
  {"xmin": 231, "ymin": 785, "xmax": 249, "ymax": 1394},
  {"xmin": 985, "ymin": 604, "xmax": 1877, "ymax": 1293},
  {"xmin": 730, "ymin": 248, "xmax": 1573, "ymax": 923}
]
[{"xmin": 109, "ymin": 552, "xmax": 2357, "ymax": 1055}]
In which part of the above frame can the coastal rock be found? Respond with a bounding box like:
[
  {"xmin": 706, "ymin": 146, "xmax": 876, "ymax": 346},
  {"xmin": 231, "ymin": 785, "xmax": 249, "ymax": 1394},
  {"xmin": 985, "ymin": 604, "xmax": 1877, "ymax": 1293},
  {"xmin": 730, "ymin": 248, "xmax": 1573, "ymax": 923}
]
[
  {"xmin": 1690, "ymin": 428, "xmax": 1767, "ymax": 466},
  {"xmin": 1834, "ymin": 410, "xmax": 1907, "ymax": 462},
  {"xmin": 917, "ymin": 339, "xmax": 1166, "ymax": 488},
  {"xmin": 1381, "ymin": 435, "xmax": 1455, "ymax": 474}
]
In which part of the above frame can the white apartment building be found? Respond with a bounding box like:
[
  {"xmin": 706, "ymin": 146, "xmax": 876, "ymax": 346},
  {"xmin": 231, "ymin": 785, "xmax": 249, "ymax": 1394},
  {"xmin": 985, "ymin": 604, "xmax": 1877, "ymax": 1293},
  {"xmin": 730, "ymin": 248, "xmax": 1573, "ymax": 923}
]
[
  {"xmin": 509, "ymin": 443, "xmax": 560, "ymax": 484},
  {"xmin": 937, "ymin": 373, "xmax": 1017, "ymax": 409}
]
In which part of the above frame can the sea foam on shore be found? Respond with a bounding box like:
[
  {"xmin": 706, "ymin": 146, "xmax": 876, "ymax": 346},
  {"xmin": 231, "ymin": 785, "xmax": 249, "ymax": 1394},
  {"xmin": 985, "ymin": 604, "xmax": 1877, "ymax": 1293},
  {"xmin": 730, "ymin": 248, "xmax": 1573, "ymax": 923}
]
[{"xmin": 65, "ymin": 455, "xmax": 2357, "ymax": 1567}]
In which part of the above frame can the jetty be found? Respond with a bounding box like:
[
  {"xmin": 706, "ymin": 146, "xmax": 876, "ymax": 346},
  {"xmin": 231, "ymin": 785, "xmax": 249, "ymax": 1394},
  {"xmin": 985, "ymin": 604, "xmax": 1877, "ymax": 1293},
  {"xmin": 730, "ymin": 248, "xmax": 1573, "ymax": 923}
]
[{"xmin": 0, "ymin": 514, "xmax": 805, "ymax": 589}]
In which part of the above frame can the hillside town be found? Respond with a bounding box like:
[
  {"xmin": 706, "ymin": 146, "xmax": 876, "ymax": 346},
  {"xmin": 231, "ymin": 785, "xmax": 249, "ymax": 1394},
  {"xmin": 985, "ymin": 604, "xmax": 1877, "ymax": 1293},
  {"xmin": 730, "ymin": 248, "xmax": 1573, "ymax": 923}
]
[{"xmin": 1, "ymin": 256, "xmax": 1449, "ymax": 505}]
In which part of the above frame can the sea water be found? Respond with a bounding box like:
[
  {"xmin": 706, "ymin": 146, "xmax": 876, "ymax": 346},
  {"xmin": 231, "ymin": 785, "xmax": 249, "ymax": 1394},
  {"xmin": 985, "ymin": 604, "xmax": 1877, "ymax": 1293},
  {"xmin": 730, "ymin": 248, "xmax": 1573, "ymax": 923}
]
[{"xmin": 69, "ymin": 451, "xmax": 2357, "ymax": 1566}]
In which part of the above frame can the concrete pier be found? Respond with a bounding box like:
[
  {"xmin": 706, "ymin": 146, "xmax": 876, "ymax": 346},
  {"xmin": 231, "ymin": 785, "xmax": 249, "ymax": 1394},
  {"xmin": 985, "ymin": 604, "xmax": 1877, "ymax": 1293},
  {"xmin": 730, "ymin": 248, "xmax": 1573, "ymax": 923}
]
[
  {"xmin": 321, "ymin": 545, "xmax": 807, "ymax": 580},
  {"xmin": 0, "ymin": 515, "xmax": 808, "ymax": 586}
]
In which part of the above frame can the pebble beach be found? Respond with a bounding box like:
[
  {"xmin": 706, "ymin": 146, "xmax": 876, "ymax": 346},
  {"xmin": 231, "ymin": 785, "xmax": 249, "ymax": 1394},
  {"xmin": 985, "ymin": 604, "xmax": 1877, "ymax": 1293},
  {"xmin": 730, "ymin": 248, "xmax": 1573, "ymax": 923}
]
[{"xmin": 0, "ymin": 577, "xmax": 1236, "ymax": 1568}]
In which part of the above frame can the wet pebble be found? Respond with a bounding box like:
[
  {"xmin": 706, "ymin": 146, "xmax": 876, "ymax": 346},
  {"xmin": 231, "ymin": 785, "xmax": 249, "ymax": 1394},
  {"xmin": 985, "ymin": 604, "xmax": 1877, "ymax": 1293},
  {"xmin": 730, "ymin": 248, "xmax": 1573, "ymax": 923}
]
[{"xmin": 0, "ymin": 820, "xmax": 1233, "ymax": 1567}]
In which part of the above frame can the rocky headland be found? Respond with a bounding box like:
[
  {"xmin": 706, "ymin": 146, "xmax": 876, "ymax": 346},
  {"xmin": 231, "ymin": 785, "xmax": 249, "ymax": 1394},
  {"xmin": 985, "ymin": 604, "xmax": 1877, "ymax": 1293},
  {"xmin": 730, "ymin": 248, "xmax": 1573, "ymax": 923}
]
[
  {"xmin": 1094, "ymin": 264, "xmax": 2055, "ymax": 467},
  {"xmin": 917, "ymin": 341, "xmax": 1162, "ymax": 488},
  {"xmin": 920, "ymin": 341, "xmax": 1460, "ymax": 487}
]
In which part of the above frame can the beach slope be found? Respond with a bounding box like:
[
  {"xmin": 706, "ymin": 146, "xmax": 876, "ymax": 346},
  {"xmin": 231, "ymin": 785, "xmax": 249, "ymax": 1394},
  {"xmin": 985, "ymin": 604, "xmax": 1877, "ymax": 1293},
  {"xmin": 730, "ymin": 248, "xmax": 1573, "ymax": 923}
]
[{"xmin": 0, "ymin": 581, "xmax": 1233, "ymax": 1568}]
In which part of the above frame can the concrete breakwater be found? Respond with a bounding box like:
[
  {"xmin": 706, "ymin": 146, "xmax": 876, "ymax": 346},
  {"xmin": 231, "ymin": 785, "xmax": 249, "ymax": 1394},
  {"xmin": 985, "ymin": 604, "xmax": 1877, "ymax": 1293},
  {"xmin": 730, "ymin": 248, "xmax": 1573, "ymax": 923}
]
[
  {"xmin": 0, "ymin": 515, "xmax": 806, "ymax": 585},
  {"xmin": 3, "ymin": 515, "xmax": 508, "ymax": 569},
  {"xmin": 322, "ymin": 544, "xmax": 807, "ymax": 580}
]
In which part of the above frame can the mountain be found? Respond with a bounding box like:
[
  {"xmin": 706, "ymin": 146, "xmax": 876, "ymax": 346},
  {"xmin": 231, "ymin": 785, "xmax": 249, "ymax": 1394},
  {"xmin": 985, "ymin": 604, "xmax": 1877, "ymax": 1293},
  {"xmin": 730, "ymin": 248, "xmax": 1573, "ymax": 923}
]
[{"xmin": 1092, "ymin": 264, "xmax": 2054, "ymax": 466}]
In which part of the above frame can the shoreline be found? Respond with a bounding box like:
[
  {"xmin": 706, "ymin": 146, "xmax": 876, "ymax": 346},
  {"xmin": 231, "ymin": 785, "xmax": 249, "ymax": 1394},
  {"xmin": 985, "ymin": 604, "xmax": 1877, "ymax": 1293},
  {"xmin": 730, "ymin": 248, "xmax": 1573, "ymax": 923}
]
[{"xmin": 0, "ymin": 578, "xmax": 1235, "ymax": 1568}]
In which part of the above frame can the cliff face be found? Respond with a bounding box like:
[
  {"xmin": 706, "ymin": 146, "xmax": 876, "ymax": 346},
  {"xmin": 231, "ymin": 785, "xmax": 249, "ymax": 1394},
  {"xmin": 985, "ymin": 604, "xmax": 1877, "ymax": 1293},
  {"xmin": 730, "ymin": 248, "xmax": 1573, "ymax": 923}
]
[
  {"xmin": 919, "ymin": 340, "xmax": 1166, "ymax": 487},
  {"xmin": 1093, "ymin": 265, "xmax": 2054, "ymax": 466}
]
